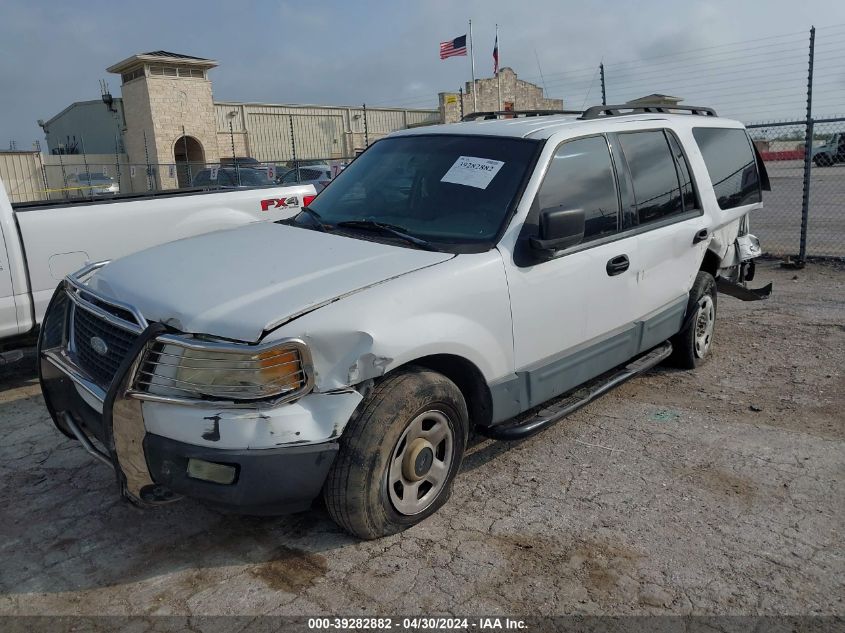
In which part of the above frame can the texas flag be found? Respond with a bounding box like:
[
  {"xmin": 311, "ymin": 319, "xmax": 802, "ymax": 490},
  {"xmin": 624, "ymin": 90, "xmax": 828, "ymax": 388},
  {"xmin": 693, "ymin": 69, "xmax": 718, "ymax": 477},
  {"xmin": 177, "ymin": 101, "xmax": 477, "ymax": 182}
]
[{"xmin": 493, "ymin": 31, "xmax": 499, "ymax": 74}]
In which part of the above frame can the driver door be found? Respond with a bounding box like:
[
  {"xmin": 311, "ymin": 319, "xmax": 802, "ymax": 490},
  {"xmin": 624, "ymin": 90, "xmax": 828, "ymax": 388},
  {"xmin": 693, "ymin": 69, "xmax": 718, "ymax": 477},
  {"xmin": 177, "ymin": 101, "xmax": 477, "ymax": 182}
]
[{"xmin": 503, "ymin": 135, "xmax": 642, "ymax": 409}]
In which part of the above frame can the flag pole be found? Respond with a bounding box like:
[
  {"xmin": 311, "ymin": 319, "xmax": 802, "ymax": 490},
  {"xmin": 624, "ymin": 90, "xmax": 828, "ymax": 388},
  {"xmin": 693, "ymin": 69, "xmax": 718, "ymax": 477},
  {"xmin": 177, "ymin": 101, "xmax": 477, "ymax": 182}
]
[
  {"xmin": 496, "ymin": 24, "xmax": 502, "ymax": 112},
  {"xmin": 469, "ymin": 19, "xmax": 477, "ymax": 113}
]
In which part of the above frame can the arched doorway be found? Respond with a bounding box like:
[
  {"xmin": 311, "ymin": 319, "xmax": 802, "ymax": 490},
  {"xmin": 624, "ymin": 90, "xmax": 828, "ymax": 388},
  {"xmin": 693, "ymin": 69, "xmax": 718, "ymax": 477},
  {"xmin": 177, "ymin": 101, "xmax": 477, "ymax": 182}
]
[{"xmin": 174, "ymin": 136, "xmax": 205, "ymax": 188}]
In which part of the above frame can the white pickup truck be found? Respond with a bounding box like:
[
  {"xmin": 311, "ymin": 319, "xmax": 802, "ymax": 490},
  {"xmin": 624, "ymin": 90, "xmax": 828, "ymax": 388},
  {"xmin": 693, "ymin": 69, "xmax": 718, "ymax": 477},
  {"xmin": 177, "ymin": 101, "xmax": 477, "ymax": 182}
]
[
  {"xmin": 39, "ymin": 106, "xmax": 772, "ymax": 539},
  {"xmin": 0, "ymin": 179, "xmax": 316, "ymax": 355}
]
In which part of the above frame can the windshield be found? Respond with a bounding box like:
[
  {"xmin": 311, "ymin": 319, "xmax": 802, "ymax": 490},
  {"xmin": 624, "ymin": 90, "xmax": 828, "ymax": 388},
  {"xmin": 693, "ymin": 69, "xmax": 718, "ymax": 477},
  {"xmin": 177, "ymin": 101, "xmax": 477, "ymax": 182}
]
[{"xmin": 306, "ymin": 135, "xmax": 539, "ymax": 248}]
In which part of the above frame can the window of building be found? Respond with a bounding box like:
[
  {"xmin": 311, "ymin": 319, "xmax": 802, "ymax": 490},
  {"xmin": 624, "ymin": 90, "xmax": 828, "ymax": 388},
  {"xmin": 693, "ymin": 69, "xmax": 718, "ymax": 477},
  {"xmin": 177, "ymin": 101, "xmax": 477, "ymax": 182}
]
[
  {"xmin": 121, "ymin": 67, "xmax": 144, "ymax": 84},
  {"xmin": 618, "ymin": 130, "xmax": 685, "ymax": 225},
  {"xmin": 692, "ymin": 127, "xmax": 761, "ymax": 210},
  {"xmin": 535, "ymin": 135, "xmax": 620, "ymax": 244},
  {"xmin": 149, "ymin": 65, "xmax": 205, "ymax": 79}
]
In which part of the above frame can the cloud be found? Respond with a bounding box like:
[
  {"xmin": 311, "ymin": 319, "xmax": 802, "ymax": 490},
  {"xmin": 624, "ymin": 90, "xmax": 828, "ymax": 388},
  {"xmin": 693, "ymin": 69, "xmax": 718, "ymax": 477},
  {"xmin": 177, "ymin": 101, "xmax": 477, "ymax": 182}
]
[{"xmin": 1, "ymin": 0, "xmax": 845, "ymax": 147}]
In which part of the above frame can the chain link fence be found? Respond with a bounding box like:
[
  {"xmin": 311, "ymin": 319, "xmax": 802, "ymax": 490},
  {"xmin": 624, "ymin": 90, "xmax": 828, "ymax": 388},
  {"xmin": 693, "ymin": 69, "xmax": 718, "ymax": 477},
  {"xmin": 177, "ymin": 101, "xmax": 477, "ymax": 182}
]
[
  {"xmin": 31, "ymin": 156, "xmax": 355, "ymax": 202},
  {"xmin": 747, "ymin": 117, "xmax": 845, "ymax": 259}
]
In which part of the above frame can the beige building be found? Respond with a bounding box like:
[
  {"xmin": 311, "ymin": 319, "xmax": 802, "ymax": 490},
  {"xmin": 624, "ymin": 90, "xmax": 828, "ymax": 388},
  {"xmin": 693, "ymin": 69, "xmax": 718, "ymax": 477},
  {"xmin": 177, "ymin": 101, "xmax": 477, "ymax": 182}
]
[
  {"xmin": 626, "ymin": 93, "xmax": 684, "ymax": 107},
  {"xmin": 439, "ymin": 68, "xmax": 564, "ymax": 123},
  {"xmin": 41, "ymin": 51, "xmax": 440, "ymax": 190}
]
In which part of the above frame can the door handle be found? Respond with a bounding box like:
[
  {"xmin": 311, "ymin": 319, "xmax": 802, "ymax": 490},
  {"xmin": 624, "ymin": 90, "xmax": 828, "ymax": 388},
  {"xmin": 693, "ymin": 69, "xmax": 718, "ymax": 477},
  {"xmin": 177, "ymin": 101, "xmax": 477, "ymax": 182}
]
[
  {"xmin": 693, "ymin": 228, "xmax": 709, "ymax": 244},
  {"xmin": 606, "ymin": 254, "xmax": 630, "ymax": 276}
]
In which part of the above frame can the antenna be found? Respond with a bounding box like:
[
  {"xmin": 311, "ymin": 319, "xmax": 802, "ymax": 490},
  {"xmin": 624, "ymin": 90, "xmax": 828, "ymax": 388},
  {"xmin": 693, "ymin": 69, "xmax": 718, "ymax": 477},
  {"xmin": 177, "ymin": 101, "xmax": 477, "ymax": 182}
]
[
  {"xmin": 100, "ymin": 79, "xmax": 116, "ymax": 113},
  {"xmin": 533, "ymin": 49, "xmax": 548, "ymax": 97}
]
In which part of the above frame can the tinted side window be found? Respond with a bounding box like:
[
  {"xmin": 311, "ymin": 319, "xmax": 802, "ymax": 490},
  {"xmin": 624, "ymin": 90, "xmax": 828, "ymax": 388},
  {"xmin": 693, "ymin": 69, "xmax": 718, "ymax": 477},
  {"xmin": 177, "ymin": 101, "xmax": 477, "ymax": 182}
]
[
  {"xmin": 692, "ymin": 127, "xmax": 761, "ymax": 209},
  {"xmin": 536, "ymin": 136, "xmax": 619, "ymax": 243},
  {"xmin": 618, "ymin": 131, "xmax": 684, "ymax": 225},
  {"xmin": 665, "ymin": 132, "xmax": 697, "ymax": 211}
]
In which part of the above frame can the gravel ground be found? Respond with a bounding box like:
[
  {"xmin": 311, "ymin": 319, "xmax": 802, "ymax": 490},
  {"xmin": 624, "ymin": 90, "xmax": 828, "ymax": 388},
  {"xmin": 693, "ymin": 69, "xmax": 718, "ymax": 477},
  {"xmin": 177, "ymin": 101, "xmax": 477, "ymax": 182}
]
[{"xmin": 0, "ymin": 260, "xmax": 842, "ymax": 618}]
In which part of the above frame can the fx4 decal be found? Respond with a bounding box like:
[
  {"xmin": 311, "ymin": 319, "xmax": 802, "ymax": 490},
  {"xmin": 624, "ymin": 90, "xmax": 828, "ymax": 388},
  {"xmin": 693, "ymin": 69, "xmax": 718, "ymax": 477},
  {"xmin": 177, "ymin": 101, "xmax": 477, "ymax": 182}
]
[{"xmin": 260, "ymin": 196, "xmax": 299, "ymax": 211}]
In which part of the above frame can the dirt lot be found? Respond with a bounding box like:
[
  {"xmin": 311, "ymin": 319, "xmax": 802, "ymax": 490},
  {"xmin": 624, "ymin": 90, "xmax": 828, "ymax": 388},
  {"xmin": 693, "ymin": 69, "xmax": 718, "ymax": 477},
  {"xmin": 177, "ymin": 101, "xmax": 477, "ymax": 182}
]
[{"xmin": 0, "ymin": 260, "xmax": 842, "ymax": 618}]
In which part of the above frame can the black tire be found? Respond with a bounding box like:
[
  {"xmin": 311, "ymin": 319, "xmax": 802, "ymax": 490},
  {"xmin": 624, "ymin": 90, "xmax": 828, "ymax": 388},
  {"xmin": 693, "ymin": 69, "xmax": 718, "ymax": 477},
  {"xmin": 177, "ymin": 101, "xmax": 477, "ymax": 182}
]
[
  {"xmin": 669, "ymin": 271, "xmax": 717, "ymax": 369},
  {"xmin": 323, "ymin": 366, "xmax": 469, "ymax": 539},
  {"xmin": 814, "ymin": 154, "xmax": 832, "ymax": 167}
]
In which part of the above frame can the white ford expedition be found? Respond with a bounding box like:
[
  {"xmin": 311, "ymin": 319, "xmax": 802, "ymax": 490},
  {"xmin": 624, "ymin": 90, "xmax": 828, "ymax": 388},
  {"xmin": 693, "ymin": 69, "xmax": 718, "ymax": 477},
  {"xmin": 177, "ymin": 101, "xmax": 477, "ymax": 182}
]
[{"xmin": 39, "ymin": 105, "xmax": 771, "ymax": 539}]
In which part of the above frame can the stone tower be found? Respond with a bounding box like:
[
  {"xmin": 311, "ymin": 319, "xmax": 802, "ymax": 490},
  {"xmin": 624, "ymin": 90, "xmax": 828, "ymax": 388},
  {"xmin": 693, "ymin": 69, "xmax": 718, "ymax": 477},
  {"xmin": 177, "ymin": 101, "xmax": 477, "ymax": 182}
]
[{"xmin": 107, "ymin": 51, "xmax": 219, "ymax": 188}]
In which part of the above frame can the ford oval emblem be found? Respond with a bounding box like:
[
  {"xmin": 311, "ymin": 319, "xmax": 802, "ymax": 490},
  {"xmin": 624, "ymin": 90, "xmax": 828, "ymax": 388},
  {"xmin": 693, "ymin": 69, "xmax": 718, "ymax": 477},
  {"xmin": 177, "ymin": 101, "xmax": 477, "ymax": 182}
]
[{"xmin": 90, "ymin": 336, "xmax": 109, "ymax": 356}]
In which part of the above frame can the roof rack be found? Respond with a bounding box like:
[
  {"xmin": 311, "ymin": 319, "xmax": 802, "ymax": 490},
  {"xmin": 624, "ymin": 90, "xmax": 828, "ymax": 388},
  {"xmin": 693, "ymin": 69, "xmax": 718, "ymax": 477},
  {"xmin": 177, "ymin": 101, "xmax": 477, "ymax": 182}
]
[
  {"xmin": 461, "ymin": 109, "xmax": 583, "ymax": 122},
  {"xmin": 580, "ymin": 104, "xmax": 718, "ymax": 120}
]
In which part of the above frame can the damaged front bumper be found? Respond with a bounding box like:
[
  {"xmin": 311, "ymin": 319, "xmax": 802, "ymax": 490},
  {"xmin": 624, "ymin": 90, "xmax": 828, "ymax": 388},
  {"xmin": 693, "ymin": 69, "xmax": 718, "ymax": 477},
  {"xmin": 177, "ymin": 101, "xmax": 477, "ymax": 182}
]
[{"xmin": 38, "ymin": 270, "xmax": 361, "ymax": 515}]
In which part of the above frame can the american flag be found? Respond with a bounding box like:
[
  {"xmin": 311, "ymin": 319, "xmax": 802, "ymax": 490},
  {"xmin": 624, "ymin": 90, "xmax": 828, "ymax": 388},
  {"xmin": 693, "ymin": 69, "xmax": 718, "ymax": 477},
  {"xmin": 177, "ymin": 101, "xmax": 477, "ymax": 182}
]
[{"xmin": 440, "ymin": 34, "xmax": 467, "ymax": 60}]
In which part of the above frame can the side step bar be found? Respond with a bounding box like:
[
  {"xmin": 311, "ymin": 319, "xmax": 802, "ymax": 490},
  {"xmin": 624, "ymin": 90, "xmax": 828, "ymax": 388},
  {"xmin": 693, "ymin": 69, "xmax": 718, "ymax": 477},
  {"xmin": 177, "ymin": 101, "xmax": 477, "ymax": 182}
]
[
  {"xmin": 477, "ymin": 342, "xmax": 673, "ymax": 441},
  {"xmin": 717, "ymin": 278, "xmax": 772, "ymax": 301}
]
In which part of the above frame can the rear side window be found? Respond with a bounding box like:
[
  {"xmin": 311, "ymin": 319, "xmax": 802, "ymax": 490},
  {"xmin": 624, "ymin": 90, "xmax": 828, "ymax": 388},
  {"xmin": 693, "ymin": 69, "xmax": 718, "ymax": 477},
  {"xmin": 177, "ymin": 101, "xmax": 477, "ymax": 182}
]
[
  {"xmin": 692, "ymin": 127, "xmax": 761, "ymax": 209},
  {"xmin": 665, "ymin": 132, "xmax": 698, "ymax": 211},
  {"xmin": 618, "ymin": 131, "xmax": 685, "ymax": 225},
  {"xmin": 536, "ymin": 136, "xmax": 619, "ymax": 243}
]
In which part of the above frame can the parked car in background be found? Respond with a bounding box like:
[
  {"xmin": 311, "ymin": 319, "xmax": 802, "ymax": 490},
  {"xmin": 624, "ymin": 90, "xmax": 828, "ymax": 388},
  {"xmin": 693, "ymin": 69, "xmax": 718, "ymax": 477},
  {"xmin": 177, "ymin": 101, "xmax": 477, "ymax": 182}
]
[
  {"xmin": 66, "ymin": 173, "xmax": 119, "ymax": 198},
  {"xmin": 220, "ymin": 157, "xmax": 262, "ymax": 168},
  {"xmin": 193, "ymin": 167, "xmax": 274, "ymax": 189},
  {"xmin": 38, "ymin": 105, "xmax": 771, "ymax": 539},
  {"xmin": 812, "ymin": 132, "xmax": 845, "ymax": 166},
  {"xmin": 277, "ymin": 164, "xmax": 333, "ymax": 191}
]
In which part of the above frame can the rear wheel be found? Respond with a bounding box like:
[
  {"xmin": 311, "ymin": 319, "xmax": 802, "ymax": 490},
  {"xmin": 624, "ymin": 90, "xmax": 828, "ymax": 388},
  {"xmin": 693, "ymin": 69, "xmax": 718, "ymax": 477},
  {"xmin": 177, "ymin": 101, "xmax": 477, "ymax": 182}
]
[
  {"xmin": 670, "ymin": 271, "xmax": 717, "ymax": 369},
  {"xmin": 323, "ymin": 366, "xmax": 468, "ymax": 539},
  {"xmin": 814, "ymin": 154, "xmax": 832, "ymax": 167}
]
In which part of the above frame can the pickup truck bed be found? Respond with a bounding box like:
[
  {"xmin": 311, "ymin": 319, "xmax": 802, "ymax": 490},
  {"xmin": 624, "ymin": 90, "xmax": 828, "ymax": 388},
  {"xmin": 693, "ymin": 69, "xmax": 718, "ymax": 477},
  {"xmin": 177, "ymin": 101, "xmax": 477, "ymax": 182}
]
[{"xmin": 0, "ymin": 180, "xmax": 315, "ymax": 344}]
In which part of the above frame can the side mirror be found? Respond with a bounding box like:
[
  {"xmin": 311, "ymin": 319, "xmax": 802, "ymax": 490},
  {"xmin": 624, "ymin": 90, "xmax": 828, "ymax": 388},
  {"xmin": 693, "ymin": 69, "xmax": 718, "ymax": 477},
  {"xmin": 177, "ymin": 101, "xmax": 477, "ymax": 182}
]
[{"xmin": 529, "ymin": 208, "xmax": 585, "ymax": 252}]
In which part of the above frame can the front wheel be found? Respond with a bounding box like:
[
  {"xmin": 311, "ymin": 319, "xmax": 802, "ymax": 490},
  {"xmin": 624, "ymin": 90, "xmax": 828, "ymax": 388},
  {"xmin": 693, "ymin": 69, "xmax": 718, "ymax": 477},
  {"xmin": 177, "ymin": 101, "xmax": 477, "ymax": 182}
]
[
  {"xmin": 814, "ymin": 154, "xmax": 832, "ymax": 167},
  {"xmin": 323, "ymin": 366, "xmax": 468, "ymax": 539},
  {"xmin": 670, "ymin": 271, "xmax": 717, "ymax": 369}
]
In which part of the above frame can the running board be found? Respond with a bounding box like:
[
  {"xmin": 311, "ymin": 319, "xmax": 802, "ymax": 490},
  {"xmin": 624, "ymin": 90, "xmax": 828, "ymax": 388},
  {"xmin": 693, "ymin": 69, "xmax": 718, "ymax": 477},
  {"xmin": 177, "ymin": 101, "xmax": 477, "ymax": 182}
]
[
  {"xmin": 477, "ymin": 342, "xmax": 673, "ymax": 441},
  {"xmin": 0, "ymin": 349, "xmax": 24, "ymax": 366},
  {"xmin": 717, "ymin": 278, "xmax": 772, "ymax": 301}
]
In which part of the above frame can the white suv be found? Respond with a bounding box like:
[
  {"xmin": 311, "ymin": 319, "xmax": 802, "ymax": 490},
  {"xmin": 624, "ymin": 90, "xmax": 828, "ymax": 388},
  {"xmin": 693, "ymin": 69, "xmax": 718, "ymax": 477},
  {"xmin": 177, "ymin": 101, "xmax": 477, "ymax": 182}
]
[{"xmin": 39, "ymin": 105, "xmax": 770, "ymax": 539}]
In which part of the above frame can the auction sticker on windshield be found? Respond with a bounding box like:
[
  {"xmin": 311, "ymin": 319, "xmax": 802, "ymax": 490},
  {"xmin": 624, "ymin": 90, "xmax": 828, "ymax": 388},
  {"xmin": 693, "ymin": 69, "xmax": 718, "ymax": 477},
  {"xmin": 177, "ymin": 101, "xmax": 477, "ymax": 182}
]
[{"xmin": 441, "ymin": 156, "xmax": 504, "ymax": 189}]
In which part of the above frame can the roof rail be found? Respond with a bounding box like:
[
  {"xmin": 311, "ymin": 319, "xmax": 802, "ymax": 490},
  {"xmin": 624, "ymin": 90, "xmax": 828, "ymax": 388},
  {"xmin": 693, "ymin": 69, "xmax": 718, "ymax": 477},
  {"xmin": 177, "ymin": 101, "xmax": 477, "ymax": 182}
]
[
  {"xmin": 461, "ymin": 109, "xmax": 583, "ymax": 122},
  {"xmin": 580, "ymin": 104, "xmax": 718, "ymax": 120}
]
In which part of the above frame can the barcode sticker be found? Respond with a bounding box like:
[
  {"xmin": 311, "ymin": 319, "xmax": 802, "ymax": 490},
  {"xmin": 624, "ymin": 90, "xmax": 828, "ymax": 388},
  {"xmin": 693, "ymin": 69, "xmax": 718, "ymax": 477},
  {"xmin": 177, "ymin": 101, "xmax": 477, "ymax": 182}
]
[{"xmin": 441, "ymin": 156, "xmax": 504, "ymax": 189}]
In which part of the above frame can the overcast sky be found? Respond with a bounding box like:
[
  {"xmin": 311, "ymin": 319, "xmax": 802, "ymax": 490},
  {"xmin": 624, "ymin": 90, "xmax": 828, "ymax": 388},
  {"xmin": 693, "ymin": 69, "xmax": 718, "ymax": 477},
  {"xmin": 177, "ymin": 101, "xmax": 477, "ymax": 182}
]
[{"xmin": 1, "ymin": 0, "xmax": 844, "ymax": 149}]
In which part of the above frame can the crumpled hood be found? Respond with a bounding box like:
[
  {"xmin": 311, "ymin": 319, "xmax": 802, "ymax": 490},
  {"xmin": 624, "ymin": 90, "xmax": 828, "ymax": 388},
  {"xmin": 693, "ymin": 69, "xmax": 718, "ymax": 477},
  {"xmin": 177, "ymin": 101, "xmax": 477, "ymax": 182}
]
[{"xmin": 88, "ymin": 223, "xmax": 453, "ymax": 341}]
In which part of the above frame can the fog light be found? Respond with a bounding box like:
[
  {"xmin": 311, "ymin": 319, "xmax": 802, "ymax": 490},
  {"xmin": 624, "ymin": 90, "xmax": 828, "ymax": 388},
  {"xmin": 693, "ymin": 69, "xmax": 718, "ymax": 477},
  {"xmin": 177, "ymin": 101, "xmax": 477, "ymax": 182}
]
[{"xmin": 187, "ymin": 458, "xmax": 237, "ymax": 485}]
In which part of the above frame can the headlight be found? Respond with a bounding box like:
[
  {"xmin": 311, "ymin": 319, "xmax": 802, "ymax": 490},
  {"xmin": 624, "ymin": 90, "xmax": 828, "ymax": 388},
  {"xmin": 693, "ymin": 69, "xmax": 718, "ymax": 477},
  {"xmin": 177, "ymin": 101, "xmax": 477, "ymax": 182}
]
[{"xmin": 135, "ymin": 335, "xmax": 312, "ymax": 403}]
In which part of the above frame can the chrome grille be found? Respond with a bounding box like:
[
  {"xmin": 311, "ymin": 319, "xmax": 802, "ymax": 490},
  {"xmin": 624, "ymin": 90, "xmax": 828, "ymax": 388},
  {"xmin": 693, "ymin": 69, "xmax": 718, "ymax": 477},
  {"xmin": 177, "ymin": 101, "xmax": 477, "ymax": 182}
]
[
  {"xmin": 72, "ymin": 306, "xmax": 139, "ymax": 387},
  {"xmin": 79, "ymin": 290, "xmax": 137, "ymax": 323}
]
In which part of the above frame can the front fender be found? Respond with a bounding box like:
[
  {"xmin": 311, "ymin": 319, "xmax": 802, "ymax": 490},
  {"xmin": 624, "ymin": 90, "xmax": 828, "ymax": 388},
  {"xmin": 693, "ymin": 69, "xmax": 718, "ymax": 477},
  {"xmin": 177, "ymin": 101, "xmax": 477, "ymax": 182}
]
[{"xmin": 267, "ymin": 251, "xmax": 515, "ymax": 393}]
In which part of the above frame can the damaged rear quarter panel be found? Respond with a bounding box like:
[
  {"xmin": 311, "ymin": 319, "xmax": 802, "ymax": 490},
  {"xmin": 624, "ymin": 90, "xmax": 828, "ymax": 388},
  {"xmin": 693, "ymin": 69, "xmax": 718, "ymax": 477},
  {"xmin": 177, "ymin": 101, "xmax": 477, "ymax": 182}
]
[{"xmin": 267, "ymin": 250, "xmax": 515, "ymax": 394}]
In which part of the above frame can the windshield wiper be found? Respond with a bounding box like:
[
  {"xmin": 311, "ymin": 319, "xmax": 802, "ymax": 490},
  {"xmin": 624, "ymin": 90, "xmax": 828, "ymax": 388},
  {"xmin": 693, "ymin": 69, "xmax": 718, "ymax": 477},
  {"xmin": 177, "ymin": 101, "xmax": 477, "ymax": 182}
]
[
  {"xmin": 335, "ymin": 220, "xmax": 439, "ymax": 251},
  {"xmin": 296, "ymin": 206, "xmax": 329, "ymax": 232}
]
